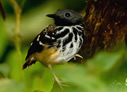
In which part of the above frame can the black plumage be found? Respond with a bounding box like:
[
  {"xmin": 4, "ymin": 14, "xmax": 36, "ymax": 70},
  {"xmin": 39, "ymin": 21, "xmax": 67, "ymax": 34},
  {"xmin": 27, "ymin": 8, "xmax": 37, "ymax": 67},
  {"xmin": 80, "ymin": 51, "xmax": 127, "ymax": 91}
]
[{"xmin": 23, "ymin": 9, "xmax": 85, "ymax": 88}]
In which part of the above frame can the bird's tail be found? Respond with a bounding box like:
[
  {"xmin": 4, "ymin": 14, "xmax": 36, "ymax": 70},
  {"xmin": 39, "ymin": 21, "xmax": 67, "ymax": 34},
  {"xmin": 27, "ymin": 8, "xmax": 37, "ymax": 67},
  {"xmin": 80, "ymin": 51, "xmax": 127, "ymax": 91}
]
[{"xmin": 23, "ymin": 58, "xmax": 36, "ymax": 69}]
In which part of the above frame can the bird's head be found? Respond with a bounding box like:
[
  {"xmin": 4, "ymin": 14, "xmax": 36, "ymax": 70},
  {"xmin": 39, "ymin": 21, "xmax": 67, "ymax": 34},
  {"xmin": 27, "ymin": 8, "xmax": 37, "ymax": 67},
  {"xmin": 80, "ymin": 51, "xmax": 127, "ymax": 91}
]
[{"xmin": 47, "ymin": 9, "xmax": 84, "ymax": 26}]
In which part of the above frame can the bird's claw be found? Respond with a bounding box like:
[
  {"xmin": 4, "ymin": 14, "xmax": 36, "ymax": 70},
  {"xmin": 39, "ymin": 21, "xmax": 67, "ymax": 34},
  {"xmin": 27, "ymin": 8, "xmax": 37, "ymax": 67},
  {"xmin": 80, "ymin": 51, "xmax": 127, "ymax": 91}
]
[
  {"xmin": 53, "ymin": 76, "xmax": 69, "ymax": 90},
  {"xmin": 74, "ymin": 54, "xmax": 83, "ymax": 60}
]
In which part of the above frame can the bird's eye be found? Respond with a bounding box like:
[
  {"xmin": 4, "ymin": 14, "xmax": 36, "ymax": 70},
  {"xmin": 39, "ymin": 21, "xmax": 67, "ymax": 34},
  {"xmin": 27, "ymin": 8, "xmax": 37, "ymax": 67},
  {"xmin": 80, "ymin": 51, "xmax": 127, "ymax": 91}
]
[{"xmin": 64, "ymin": 12, "xmax": 71, "ymax": 18}]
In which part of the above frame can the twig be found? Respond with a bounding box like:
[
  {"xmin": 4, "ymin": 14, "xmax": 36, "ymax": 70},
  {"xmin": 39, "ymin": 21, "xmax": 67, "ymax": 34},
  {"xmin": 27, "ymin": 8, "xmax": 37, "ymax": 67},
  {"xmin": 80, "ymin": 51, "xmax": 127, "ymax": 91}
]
[
  {"xmin": 10, "ymin": 0, "xmax": 24, "ymax": 80},
  {"xmin": 0, "ymin": 1, "xmax": 6, "ymax": 20}
]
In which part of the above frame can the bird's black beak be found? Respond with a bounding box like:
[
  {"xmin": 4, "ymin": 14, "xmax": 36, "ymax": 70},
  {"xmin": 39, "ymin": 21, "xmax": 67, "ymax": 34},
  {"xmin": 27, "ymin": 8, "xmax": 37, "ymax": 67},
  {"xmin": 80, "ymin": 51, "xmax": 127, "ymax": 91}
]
[{"xmin": 46, "ymin": 14, "xmax": 56, "ymax": 18}]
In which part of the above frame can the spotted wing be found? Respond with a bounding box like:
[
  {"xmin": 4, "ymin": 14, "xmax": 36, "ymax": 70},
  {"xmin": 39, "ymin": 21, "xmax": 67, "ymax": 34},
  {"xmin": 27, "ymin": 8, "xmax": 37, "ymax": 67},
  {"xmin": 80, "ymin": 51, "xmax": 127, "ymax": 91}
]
[{"xmin": 25, "ymin": 24, "xmax": 56, "ymax": 60}]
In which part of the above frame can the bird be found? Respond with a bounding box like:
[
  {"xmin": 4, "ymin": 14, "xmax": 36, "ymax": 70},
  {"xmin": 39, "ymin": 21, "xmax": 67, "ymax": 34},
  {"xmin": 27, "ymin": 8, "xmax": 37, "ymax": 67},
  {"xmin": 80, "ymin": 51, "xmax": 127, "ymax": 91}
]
[{"xmin": 23, "ymin": 9, "xmax": 85, "ymax": 88}]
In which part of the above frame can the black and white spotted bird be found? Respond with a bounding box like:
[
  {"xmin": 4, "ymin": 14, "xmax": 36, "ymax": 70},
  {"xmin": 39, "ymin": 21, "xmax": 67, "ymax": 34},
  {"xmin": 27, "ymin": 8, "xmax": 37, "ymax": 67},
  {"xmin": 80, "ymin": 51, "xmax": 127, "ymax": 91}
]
[{"xmin": 23, "ymin": 9, "xmax": 85, "ymax": 88}]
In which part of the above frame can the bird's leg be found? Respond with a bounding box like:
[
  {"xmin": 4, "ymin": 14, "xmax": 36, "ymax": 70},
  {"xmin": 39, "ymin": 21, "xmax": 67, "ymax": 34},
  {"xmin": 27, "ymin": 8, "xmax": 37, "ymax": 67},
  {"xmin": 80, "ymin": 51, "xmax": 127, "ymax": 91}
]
[
  {"xmin": 75, "ymin": 54, "xmax": 83, "ymax": 59},
  {"xmin": 48, "ymin": 64, "xmax": 64, "ymax": 89},
  {"xmin": 73, "ymin": 57, "xmax": 76, "ymax": 60}
]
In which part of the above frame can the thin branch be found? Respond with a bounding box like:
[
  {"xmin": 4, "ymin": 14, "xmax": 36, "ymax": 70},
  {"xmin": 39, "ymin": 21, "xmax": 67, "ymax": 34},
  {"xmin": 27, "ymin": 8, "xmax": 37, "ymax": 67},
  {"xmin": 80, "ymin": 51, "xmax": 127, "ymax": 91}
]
[
  {"xmin": 10, "ymin": 0, "xmax": 22, "ymax": 36},
  {"xmin": 0, "ymin": 1, "xmax": 6, "ymax": 20},
  {"xmin": 10, "ymin": 0, "xmax": 24, "ymax": 80}
]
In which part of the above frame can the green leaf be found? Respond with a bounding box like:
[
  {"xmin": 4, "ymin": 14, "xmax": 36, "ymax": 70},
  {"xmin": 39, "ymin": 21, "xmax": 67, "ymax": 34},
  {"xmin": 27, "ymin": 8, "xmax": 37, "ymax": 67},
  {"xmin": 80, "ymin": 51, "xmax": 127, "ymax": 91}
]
[
  {"xmin": 0, "ymin": 64, "xmax": 9, "ymax": 78},
  {"xmin": 0, "ymin": 14, "xmax": 7, "ymax": 59},
  {"xmin": 41, "ymin": 67, "xmax": 54, "ymax": 92},
  {"xmin": 0, "ymin": 79, "xmax": 24, "ymax": 92},
  {"xmin": 86, "ymin": 50, "xmax": 125, "ymax": 73},
  {"xmin": 5, "ymin": 50, "xmax": 23, "ymax": 81},
  {"xmin": 52, "ymin": 46, "xmax": 127, "ymax": 92},
  {"xmin": 52, "ymin": 64, "xmax": 109, "ymax": 92}
]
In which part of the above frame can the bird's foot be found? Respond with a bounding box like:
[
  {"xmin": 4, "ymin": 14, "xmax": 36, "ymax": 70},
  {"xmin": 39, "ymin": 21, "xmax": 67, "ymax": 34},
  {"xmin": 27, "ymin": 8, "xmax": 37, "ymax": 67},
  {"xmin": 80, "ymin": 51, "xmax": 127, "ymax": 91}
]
[
  {"xmin": 48, "ymin": 64, "xmax": 68, "ymax": 89},
  {"xmin": 74, "ymin": 54, "xmax": 83, "ymax": 60},
  {"xmin": 53, "ymin": 75, "xmax": 69, "ymax": 90}
]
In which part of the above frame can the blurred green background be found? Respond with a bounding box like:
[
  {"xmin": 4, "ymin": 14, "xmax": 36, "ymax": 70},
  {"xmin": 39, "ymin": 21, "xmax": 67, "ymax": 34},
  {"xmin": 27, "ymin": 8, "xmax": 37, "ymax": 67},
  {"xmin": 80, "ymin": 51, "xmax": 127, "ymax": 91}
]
[{"xmin": 0, "ymin": 0, "xmax": 127, "ymax": 92}]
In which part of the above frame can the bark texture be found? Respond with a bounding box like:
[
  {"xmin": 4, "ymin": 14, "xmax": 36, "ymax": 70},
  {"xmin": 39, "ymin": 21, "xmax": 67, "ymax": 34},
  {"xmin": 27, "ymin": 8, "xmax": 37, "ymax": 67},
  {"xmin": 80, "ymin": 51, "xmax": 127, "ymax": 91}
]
[
  {"xmin": 80, "ymin": 0, "xmax": 127, "ymax": 59},
  {"xmin": 0, "ymin": 1, "xmax": 5, "ymax": 20}
]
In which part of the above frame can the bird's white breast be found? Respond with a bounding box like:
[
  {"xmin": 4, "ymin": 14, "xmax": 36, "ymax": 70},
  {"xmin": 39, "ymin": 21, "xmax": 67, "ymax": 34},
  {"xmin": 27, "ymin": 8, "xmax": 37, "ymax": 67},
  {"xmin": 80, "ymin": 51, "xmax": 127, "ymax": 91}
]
[{"xmin": 55, "ymin": 25, "xmax": 84, "ymax": 63}]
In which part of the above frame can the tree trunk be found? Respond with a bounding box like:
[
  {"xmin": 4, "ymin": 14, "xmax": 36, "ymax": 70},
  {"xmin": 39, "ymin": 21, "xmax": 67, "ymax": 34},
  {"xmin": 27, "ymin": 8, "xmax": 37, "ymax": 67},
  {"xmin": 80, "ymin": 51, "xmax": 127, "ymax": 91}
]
[{"xmin": 79, "ymin": 0, "xmax": 127, "ymax": 59}]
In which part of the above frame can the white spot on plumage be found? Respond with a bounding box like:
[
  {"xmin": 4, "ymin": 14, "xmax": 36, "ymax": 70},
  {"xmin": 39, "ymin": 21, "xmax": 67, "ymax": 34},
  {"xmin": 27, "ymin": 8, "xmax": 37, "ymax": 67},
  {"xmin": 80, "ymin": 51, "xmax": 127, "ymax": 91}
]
[
  {"xmin": 39, "ymin": 41, "xmax": 44, "ymax": 46},
  {"xmin": 37, "ymin": 35, "xmax": 40, "ymax": 41},
  {"xmin": 74, "ymin": 25, "xmax": 84, "ymax": 32},
  {"xmin": 51, "ymin": 37, "xmax": 55, "ymax": 40},
  {"xmin": 45, "ymin": 34, "xmax": 51, "ymax": 39},
  {"xmin": 30, "ymin": 42, "xmax": 33, "ymax": 46},
  {"xmin": 56, "ymin": 26, "xmax": 70, "ymax": 34}
]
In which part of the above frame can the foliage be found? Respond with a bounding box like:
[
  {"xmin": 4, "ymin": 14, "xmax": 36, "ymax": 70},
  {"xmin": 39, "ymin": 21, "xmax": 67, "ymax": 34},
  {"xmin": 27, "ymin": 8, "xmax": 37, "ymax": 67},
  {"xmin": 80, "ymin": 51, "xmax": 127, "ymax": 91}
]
[
  {"xmin": 0, "ymin": 0, "xmax": 127, "ymax": 92},
  {"xmin": 1, "ymin": 43, "xmax": 127, "ymax": 92},
  {"xmin": 0, "ymin": 15, "xmax": 7, "ymax": 59}
]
